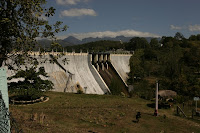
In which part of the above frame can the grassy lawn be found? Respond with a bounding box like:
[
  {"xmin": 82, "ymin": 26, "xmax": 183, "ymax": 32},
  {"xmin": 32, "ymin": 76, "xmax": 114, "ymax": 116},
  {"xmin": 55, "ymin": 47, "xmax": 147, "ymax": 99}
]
[{"xmin": 10, "ymin": 92, "xmax": 200, "ymax": 133}]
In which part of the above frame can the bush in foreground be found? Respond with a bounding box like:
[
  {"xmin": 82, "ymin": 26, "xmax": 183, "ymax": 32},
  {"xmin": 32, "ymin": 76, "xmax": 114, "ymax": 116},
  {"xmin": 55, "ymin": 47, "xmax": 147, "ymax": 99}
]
[{"xmin": 8, "ymin": 67, "xmax": 53, "ymax": 100}]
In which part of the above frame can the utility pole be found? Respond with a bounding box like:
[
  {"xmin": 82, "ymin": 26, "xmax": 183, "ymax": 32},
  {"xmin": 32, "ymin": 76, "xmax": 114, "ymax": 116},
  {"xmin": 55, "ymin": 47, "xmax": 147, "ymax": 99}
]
[
  {"xmin": 194, "ymin": 97, "xmax": 199, "ymax": 112},
  {"xmin": 154, "ymin": 81, "xmax": 159, "ymax": 116}
]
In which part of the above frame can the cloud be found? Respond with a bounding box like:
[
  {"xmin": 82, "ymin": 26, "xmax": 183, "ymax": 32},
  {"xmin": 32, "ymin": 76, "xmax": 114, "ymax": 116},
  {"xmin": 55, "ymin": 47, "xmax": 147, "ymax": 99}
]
[
  {"xmin": 56, "ymin": 0, "xmax": 89, "ymax": 5},
  {"xmin": 60, "ymin": 8, "xmax": 97, "ymax": 17},
  {"xmin": 170, "ymin": 25, "xmax": 183, "ymax": 30},
  {"xmin": 188, "ymin": 24, "xmax": 200, "ymax": 31},
  {"xmin": 170, "ymin": 24, "xmax": 200, "ymax": 32},
  {"xmin": 58, "ymin": 30, "xmax": 160, "ymax": 40}
]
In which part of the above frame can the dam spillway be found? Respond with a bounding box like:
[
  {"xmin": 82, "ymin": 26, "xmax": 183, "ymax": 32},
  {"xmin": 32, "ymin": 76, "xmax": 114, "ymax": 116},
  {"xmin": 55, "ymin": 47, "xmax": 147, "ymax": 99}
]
[
  {"xmin": 5, "ymin": 52, "xmax": 132, "ymax": 95},
  {"xmin": 91, "ymin": 53, "xmax": 130, "ymax": 95}
]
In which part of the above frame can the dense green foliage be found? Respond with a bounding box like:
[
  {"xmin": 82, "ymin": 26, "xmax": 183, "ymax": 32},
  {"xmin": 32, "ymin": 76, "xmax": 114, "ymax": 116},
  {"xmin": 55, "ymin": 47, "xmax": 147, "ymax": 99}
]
[
  {"xmin": 0, "ymin": 0, "xmax": 67, "ymax": 67},
  {"xmin": 125, "ymin": 37, "xmax": 149, "ymax": 51},
  {"xmin": 8, "ymin": 67, "xmax": 53, "ymax": 100},
  {"xmin": 64, "ymin": 37, "xmax": 151, "ymax": 53},
  {"xmin": 1, "ymin": 0, "xmax": 66, "ymax": 100},
  {"xmin": 129, "ymin": 33, "xmax": 200, "ymax": 100},
  {"xmin": 65, "ymin": 40, "xmax": 125, "ymax": 52}
]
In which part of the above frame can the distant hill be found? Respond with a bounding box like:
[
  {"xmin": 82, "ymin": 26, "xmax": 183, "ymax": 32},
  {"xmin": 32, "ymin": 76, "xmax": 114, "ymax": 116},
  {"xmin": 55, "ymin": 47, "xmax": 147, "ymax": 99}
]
[
  {"xmin": 63, "ymin": 36, "xmax": 158, "ymax": 44},
  {"xmin": 37, "ymin": 36, "xmax": 160, "ymax": 48},
  {"xmin": 63, "ymin": 36, "xmax": 81, "ymax": 44},
  {"xmin": 37, "ymin": 38, "xmax": 76, "ymax": 49},
  {"xmin": 80, "ymin": 36, "xmax": 132, "ymax": 44}
]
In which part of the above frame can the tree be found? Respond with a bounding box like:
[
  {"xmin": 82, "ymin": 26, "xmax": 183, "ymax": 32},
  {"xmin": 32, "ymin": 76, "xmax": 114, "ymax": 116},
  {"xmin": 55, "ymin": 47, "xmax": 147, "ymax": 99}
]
[
  {"xmin": 0, "ymin": 0, "xmax": 67, "ymax": 67},
  {"xmin": 127, "ymin": 37, "xmax": 149, "ymax": 51},
  {"xmin": 174, "ymin": 32, "xmax": 185, "ymax": 40},
  {"xmin": 159, "ymin": 36, "xmax": 175, "ymax": 47},
  {"xmin": 183, "ymin": 46, "xmax": 200, "ymax": 73},
  {"xmin": 129, "ymin": 34, "xmax": 200, "ymax": 99},
  {"xmin": 129, "ymin": 49, "xmax": 145, "ymax": 83},
  {"xmin": 189, "ymin": 35, "xmax": 197, "ymax": 41},
  {"xmin": 8, "ymin": 66, "xmax": 53, "ymax": 100},
  {"xmin": 150, "ymin": 38, "xmax": 159, "ymax": 49},
  {"xmin": 189, "ymin": 34, "xmax": 200, "ymax": 41},
  {"xmin": 134, "ymin": 80, "xmax": 154, "ymax": 100},
  {"xmin": 51, "ymin": 41, "xmax": 63, "ymax": 52},
  {"xmin": 144, "ymin": 48, "xmax": 157, "ymax": 60},
  {"xmin": 197, "ymin": 34, "xmax": 200, "ymax": 41},
  {"xmin": 161, "ymin": 44, "xmax": 183, "ymax": 81}
]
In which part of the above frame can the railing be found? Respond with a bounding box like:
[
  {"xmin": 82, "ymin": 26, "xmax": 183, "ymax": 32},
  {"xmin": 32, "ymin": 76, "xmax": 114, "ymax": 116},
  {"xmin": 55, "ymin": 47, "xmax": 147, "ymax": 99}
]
[
  {"xmin": 177, "ymin": 106, "xmax": 187, "ymax": 117},
  {"xmin": 0, "ymin": 91, "xmax": 23, "ymax": 133},
  {"xmin": 0, "ymin": 91, "xmax": 10, "ymax": 133}
]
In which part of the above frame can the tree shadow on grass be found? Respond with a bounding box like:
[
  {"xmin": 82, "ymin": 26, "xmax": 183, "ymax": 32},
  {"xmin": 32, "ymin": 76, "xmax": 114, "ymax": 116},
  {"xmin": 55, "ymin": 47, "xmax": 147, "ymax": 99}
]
[{"xmin": 132, "ymin": 120, "xmax": 138, "ymax": 123}]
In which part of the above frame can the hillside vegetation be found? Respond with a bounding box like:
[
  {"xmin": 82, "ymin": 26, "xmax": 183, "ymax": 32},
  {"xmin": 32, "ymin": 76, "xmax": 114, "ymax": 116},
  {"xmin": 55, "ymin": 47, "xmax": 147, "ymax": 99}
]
[
  {"xmin": 65, "ymin": 40, "xmax": 124, "ymax": 53},
  {"xmin": 128, "ymin": 33, "xmax": 200, "ymax": 102}
]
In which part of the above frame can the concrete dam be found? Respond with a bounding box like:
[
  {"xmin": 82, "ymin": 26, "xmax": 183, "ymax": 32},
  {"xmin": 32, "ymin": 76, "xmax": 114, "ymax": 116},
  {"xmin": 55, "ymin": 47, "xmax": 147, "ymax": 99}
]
[{"xmin": 6, "ymin": 52, "xmax": 132, "ymax": 95}]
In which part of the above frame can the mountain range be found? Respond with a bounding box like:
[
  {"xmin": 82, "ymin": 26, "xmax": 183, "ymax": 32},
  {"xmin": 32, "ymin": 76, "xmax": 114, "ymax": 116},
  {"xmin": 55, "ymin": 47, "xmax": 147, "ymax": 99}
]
[
  {"xmin": 38, "ymin": 36, "xmax": 157, "ymax": 48},
  {"xmin": 63, "ymin": 35, "xmax": 134, "ymax": 45}
]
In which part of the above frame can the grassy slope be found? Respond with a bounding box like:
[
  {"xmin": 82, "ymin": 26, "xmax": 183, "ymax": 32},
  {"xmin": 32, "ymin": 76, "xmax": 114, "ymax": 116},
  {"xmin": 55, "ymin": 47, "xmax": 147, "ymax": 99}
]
[{"xmin": 10, "ymin": 92, "xmax": 200, "ymax": 133}]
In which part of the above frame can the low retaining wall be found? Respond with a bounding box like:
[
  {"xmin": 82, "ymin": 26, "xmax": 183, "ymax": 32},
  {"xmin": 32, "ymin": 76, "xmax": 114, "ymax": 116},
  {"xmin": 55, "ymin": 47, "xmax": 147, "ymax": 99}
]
[{"xmin": 10, "ymin": 96, "xmax": 48, "ymax": 105}]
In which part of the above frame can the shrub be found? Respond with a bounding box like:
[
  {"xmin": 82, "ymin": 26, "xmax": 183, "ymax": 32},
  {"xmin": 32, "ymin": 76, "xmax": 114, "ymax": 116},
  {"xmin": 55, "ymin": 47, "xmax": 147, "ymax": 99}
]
[
  {"xmin": 8, "ymin": 67, "xmax": 53, "ymax": 100},
  {"xmin": 77, "ymin": 89, "xmax": 84, "ymax": 94},
  {"xmin": 134, "ymin": 80, "xmax": 154, "ymax": 100}
]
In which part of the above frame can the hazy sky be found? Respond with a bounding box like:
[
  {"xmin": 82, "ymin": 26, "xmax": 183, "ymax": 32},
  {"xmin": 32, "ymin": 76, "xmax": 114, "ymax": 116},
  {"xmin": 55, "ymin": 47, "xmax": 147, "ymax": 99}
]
[{"xmin": 44, "ymin": 0, "xmax": 200, "ymax": 40}]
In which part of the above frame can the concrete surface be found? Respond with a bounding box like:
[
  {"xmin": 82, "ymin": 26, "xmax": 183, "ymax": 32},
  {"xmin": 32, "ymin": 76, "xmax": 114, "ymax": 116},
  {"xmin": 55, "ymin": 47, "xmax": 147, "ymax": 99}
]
[
  {"xmin": 88, "ymin": 54, "xmax": 110, "ymax": 94},
  {"xmin": 110, "ymin": 54, "xmax": 132, "ymax": 84},
  {"xmin": 57, "ymin": 53, "xmax": 105, "ymax": 94},
  {"xmin": 5, "ymin": 52, "xmax": 131, "ymax": 95}
]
